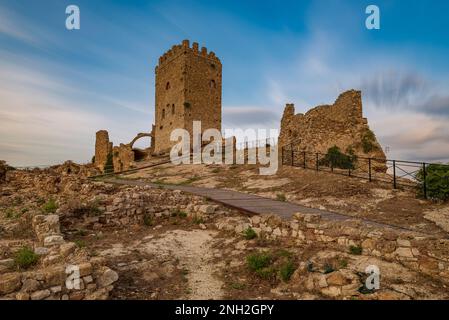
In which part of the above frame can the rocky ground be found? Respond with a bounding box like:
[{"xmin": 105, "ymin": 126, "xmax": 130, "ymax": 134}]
[{"xmin": 1, "ymin": 160, "xmax": 449, "ymax": 300}]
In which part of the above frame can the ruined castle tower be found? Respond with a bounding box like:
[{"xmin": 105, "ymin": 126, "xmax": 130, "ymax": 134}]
[
  {"xmin": 153, "ymin": 40, "xmax": 222, "ymax": 154},
  {"xmin": 279, "ymin": 90, "xmax": 387, "ymax": 171}
]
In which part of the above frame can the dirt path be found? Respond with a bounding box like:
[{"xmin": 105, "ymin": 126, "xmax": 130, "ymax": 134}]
[
  {"xmin": 139, "ymin": 229, "xmax": 224, "ymax": 299},
  {"xmin": 104, "ymin": 178, "xmax": 444, "ymax": 238}
]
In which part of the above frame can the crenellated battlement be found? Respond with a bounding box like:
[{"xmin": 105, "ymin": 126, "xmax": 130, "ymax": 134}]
[{"xmin": 156, "ymin": 39, "xmax": 221, "ymax": 70}]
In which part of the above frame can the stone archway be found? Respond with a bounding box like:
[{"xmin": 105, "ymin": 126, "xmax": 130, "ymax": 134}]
[
  {"xmin": 128, "ymin": 133, "xmax": 152, "ymax": 161},
  {"xmin": 129, "ymin": 133, "xmax": 152, "ymax": 149}
]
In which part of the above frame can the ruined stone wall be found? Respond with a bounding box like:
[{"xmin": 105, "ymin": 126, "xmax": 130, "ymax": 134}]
[
  {"xmin": 279, "ymin": 90, "xmax": 386, "ymax": 171},
  {"xmin": 216, "ymin": 212, "xmax": 449, "ymax": 298},
  {"xmin": 153, "ymin": 40, "xmax": 222, "ymax": 154},
  {"xmin": 0, "ymin": 212, "xmax": 118, "ymax": 300},
  {"xmin": 112, "ymin": 144, "xmax": 134, "ymax": 172},
  {"xmin": 94, "ymin": 130, "xmax": 112, "ymax": 172},
  {"xmin": 94, "ymin": 131, "xmax": 140, "ymax": 173}
]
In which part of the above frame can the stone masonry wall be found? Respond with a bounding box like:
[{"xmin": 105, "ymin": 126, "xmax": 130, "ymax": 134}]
[
  {"xmin": 279, "ymin": 90, "xmax": 386, "ymax": 171},
  {"xmin": 216, "ymin": 212, "xmax": 449, "ymax": 298},
  {"xmin": 0, "ymin": 213, "xmax": 118, "ymax": 300}
]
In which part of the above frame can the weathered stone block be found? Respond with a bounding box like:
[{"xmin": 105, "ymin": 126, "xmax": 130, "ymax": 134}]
[
  {"xmin": 97, "ymin": 268, "xmax": 118, "ymax": 288},
  {"xmin": 30, "ymin": 289, "xmax": 51, "ymax": 300},
  {"xmin": 0, "ymin": 273, "xmax": 21, "ymax": 295},
  {"xmin": 43, "ymin": 235, "xmax": 64, "ymax": 247}
]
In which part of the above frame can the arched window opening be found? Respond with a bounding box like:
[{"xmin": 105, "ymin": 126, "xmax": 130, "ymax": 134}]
[
  {"xmin": 166, "ymin": 82, "xmax": 170, "ymax": 90},
  {"xmin": 172, "ymin": 104, "xmax": 175, "ymax": 115},
  {"xmin": 162, "ymin": 108, "xmax": 165, "ymax": 119},
  {"xmin": 209, "ymin": 79, "xmax": 216, "ymax": 89}
]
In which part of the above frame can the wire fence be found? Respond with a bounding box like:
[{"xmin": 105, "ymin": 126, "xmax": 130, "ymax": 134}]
[{"xmin": 281, "ymin": 147, "xmax": 449, "ymax": 199}]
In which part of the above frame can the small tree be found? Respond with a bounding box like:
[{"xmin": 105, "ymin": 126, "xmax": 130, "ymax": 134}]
[{"xmin": 416, "ymin": 163, "xmax": 449, "ymax": 201}]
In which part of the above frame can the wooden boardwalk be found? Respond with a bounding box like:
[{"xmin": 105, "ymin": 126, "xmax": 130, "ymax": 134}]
[{"xmin": 102, "ymin": 178, "xmax": 435, "ymax": 235}]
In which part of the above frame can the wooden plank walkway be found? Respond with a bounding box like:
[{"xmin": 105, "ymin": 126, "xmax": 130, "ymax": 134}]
[{"xmin": 102, "ymin": 178, "xmax": 437, "ymax": 236}]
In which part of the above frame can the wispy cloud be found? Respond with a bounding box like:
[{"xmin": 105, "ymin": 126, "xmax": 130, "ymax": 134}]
[{"xmin": 0, "ymin": 6, "xmax": 37, "ymax": 44}]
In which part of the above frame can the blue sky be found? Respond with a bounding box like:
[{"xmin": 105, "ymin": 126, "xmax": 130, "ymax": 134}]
[{"xmin": 1, "ymin": 0, "xmax": 449, "ymax": 166}]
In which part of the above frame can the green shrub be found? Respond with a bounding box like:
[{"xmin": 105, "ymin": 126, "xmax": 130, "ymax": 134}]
[
  {"xmin": 143, "ymin": 214, "xmax": 153, "ymax": 226},
  {"xmin": 339, "ymin": 258, "xmax": 348, "ymax": 268},
  {"xmin": 349, "ymin": 245, "xmax": 363, "ymax": 255},
  {"xmin": 361, "ymin": 129, "xmax": 377, "ymax": 153},
  {"xmin": 74, "ymin": 239, "xmax": 86, "ymax": 248},
  {"xmin": 416, "ymin": 163, "xmax": 449, "ymax": 201},
  {"xmin": 255, "ymin": 267, "xmax": 277, "ymax": 280},
  {"xmin": 5, "ymin": 208, "xmax": 19, "ymax": 219},
  {"xmin": 172, "ymin": 209, "xmax": 188, "ymax": 218},
  {"xmin": 247, "ymin": 252, "xmax": 272, "ymax": 272},
  {"xmin": 279, "ymin": 260, "xmax": 296, "ymax": 282},
  {"xmin": 276, "ymin": 193, "xmax": 286, "ymax": 202},
  {"xmin": 243, "ymin": 227, "xmax": 257, "ymax": 240},
  {"xmin": 104, "ymin": 152, "xmax": 114, "ymax": 174},
  {"xmin": 42, "ymin": 198, "xmax": 58, "ymax": 213},
  {"xmin": 14, "ymin": 246, "xmax": 39, "ymax": 269},
  {"xmin": 320, "ymin": 146, "xmax": 356, "ymax": 170},
  {"xmin": 323, "ymin": 263, "xmax": 335, "ymax": 274}
]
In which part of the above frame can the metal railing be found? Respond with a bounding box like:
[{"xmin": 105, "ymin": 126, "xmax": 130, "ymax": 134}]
[
  {"xmin": 281, "ymin": 147, "xmax": 449, "ymax": 199},
  {"xmin": 235, "ymin": 137, "xmax": 278, "ymax": 150}
]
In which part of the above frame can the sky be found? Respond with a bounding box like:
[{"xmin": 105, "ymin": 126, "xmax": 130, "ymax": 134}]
[{"xmin": 1, "ymin": 0, "xmax": 449, "ymax": 166}]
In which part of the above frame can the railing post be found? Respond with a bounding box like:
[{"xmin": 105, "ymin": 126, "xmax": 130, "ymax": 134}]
[
  {"xmin": 368, "ymin": 158, "xmax": 372, "ymax": 182},
  {"xmin": 316, "ymin": 153, "xmax": 319, "ymax": 171},
  {"xmin": 303, "ymin": 151, "xmax": 306, "ymax": 169},
  {"xmin": 393, "ymin": 160, "xmax": 397, "ymax": 189},
  {"xmin": 291, "ymin": 144, "xmax": 294, "ymax": 166},
  {"xmin": 423, "ymin": 163, "xmax": 427, "ymax": 199}
]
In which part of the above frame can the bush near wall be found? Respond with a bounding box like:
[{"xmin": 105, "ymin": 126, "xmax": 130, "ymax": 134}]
[
  {"xmin": 416, "ymin": 163, "xmax": 449, "ymax": 201},
  {"xmin": 104, "ymin": 153, "xmax": 114, "ymax": 174},
  {"xmin": 319, "ymin": 146, "xmax": 356, "ymax": 170}
]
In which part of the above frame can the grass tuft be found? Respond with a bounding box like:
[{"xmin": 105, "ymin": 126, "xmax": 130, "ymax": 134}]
[
  {"xmin": 14, "ymin": 246, "xmax": 39, "ymax": 269},
  {"xmin": 243, "ymin": 227, "xmax": 257, "ymax": 240},
  {"xmin": 349, "ymin": 245, "xmax": 363, "ymax": 255},
  {"xmin": 42, "ymin": 198, "xmax": 58, "ymax": 214}
]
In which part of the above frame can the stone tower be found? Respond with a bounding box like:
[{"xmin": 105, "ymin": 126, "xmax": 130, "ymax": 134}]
[
  {"xmin": 94, "ymin": 130, "xmax": 112, "ymax": 171},
  {"xmin": 153, "ymin": 40, "xmax": 222, "ymax": 154}
]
